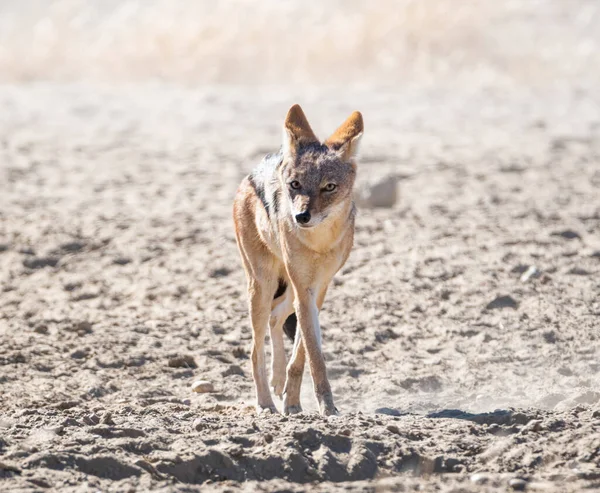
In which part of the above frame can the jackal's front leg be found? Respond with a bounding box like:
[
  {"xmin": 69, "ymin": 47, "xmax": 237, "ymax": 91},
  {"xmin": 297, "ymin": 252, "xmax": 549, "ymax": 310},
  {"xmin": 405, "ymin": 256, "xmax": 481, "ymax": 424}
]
[
  {"xmin": 293, "ymin": 289, "xmax": 337, "ymax": 416},
  {"xmin": 269, "ymin": 292, "xmax": 293, "ymax": 398}
]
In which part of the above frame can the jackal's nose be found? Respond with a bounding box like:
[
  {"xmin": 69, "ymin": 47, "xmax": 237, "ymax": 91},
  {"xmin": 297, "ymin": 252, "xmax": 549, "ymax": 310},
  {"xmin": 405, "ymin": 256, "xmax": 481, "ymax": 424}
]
[{"xmin": 295, "ymin": 211, "xmax": 311, "ymax": 225}]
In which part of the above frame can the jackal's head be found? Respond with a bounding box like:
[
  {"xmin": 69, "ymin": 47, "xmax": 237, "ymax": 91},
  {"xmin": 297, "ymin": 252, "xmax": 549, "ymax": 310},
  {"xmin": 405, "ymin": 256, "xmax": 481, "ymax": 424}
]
[{"xmin": 279, "ymin": 104, "xmax": 363, "ymax": 229}]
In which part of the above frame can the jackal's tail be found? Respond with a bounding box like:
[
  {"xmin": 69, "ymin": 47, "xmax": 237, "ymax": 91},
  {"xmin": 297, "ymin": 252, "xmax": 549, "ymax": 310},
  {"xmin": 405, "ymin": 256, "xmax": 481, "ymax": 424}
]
[{"xmin": 283, "ymin": 313, "xmax": 297, "ymax": 342}]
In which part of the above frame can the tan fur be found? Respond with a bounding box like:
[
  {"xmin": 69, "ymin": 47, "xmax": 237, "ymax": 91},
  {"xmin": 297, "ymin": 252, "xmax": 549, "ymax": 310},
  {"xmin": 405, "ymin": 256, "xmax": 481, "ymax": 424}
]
[{"xmin": 233, "ymin": 104, "xmax": 363, "ymax": 415}]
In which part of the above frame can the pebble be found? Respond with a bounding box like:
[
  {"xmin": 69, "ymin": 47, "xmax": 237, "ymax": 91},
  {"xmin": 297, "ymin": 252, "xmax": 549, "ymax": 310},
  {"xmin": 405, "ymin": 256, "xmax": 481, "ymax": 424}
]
[
  {"xmin": 508, "ymin": 478, "xmax": 527, "ymax": 491},
  {"xmin": 34, "ymin": 324, "xmax": 49, "ymax": 335},
  {"xmin": 113, "ymin": 257, "xmax": 132, "ymax": 265},
  {"xmin": 553, "ymin": 229, "xmax": 581, "ymax": 240},
  {"xmin": 470, "ymin": 472, "xmax": 489, "ymax": 484},
  {"xmin": 520, "ymin": 265, "xmax": 538, "ymax": 282},
  {"xmin": 356, "ymin": 174, "xmax": 400, "ymax": 208},
  {"xmin": 168, "ymin": 354, "xmax": 197, "ymax": 368},
  {"xmin": 191, "ymin": 380, "xmax": 214, "ymax": 393},
  {"xmin": 386, "ymin": 424, "xmax": 400, "ymax": 435},
  {"xmin": 221, "ymin": 365, "xmax": 244, "ymax": 377}
]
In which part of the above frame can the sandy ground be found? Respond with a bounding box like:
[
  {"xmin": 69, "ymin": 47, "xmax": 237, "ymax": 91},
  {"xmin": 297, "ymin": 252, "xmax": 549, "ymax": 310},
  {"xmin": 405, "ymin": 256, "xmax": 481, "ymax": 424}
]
[{"xmin": 0, "ymin": 82, "xmax": 599, "ymax": 492}]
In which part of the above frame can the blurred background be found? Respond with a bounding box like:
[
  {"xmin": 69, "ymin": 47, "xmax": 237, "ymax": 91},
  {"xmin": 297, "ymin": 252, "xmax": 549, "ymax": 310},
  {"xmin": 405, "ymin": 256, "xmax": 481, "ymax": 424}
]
[{"xmin": 0, "ymin": 0, "xmax": 598, "ymax": 89}]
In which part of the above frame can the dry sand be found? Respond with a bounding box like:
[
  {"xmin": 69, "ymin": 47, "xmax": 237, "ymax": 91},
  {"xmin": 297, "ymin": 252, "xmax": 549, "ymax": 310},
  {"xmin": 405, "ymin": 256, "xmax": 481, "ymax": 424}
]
[
  {"xmin": 0, "ymin": 83, "xmax": 598, "ymax": 492},
  {"xmin": 1, "ymin": 1, "xmax": 600, "ymax": 491}
]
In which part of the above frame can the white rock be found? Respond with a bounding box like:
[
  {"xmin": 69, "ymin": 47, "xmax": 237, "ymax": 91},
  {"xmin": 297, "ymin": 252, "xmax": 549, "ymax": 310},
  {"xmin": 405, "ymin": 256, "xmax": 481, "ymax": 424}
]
[
  {"xmin": 508, "ymin": 477, "xmax": 527, "ymax": 491},
  {"xmin": 191, "ymin": 380, "xmax": 214, "ymax": 393},
  {"xmin": 520, "ymin": 265, "xmax": 538, "ymax": 282},
  {"xmin": 356, "ymin": 174, "xmax": 400, "ymax": 209},
  {"xmin": 470, "ymin": 472, "xmax": 489, "ymax": 484}
]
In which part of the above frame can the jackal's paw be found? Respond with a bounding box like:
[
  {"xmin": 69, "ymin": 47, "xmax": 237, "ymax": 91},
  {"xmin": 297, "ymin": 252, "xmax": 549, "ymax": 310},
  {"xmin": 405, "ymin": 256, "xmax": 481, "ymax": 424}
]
[
  {"xmin": 321, "ymin": 406, "xmax": 339, "ymax": 417},
  {"xmin": 256, "ymin": 404, "xmax": 278, "ymax": 415},
  {"xmin": 284, "ymin": 404, "xmax": 303, "ymax": 415},
  {"xmin": 318, "ymin": 393, "xmax": 339, "ymax": 416},
  {"xmin": 270, "ymin": 375, "xmax": 286, "ymax": 398}
]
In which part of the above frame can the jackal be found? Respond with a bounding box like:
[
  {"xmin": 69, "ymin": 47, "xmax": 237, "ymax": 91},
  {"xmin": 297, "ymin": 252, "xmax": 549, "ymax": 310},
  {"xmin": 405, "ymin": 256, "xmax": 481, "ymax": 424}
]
[{"xmin": 233, "ymin": 104, "xmax": 363, "ymax": 415}]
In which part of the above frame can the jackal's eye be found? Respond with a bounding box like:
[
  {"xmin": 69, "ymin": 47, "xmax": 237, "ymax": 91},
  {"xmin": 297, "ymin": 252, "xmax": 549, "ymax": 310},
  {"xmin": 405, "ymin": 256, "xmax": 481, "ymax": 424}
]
[
  {"xmin": 289, "ymin": 180, "xmax": 301, "ymax": 190},
  {"xmin": 323, "ymin": 183, "xmax": 337, "ymax": 192}
]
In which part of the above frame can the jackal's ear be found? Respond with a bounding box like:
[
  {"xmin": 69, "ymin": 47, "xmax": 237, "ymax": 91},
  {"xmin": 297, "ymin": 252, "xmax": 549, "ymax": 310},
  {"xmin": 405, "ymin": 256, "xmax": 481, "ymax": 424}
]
[
  {"xmin": 282, "ymin": 104, "xmax": 319, "ymax": 157},
  {"xmin": 325, "ymin": 111, "xmax": 363, "ymax": 161}
]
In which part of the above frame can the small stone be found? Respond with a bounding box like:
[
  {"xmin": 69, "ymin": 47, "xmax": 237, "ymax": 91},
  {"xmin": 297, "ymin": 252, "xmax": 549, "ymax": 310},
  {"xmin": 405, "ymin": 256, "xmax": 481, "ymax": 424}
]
[
  {"xmin": 191, "ymin": 380, "xmax": 214, "ymax": 393},
  {"xmin": 552, "ymin": 229, "xmax": 581, "ymax": 240},
  {"xmin": 557, "ymin": 366, "xmax": 573, "ymax": 376},
  {"xmin": 508, "ymin": 478, "xmax": 527, "ymax": 491},
  {"xmin": 113, "ymin": 257, "xmax": 132, "ymax": 266},
  {"xmin": 386, "ymin": 424, "xmax": 400, "ymax": 434},
  {"xmin": 63, "ymin": 281, "xmax": 82, "ymax": 292},
  {"xmin": 23, "ymin": 256, "xmax": 60, "ymax": 269},
  {"xmin": 168, "ymin": 355, "xmax": 197, "ymax": 368},
  {"xmin": 69, "ymin": 321, "xmax": 93, "ymax": 335},
  {"xmin": 70, "ymin": 349, "xmax": 88, "ymax": 359},
  {"xmin": 193, "ymin": 418, "xmax": 208, "ymax": 431},
  {"xmin": 520, "ymin": 265, "xmax": 539, "ymax": 282},
  {"xmin": 209, "ymin": 267, "xmax": 232, "ymax": 278},
  {"xmin": 33, "ymin": 324, "xmax": 49, "ymax": 335},
  {"xmin": 60, "ymin": 241, "xmax": 85, "ymax": 252},
  {"xmin": 470, "ymin": 472, "xmax": 489, "ymax": 484},
  {"xmin": 221, "ymin": 365, "xmax": 244, "ymax": 377},
  {"xmin": 356, "ymin": 174, "xmax": 401, "ymax": 208}
]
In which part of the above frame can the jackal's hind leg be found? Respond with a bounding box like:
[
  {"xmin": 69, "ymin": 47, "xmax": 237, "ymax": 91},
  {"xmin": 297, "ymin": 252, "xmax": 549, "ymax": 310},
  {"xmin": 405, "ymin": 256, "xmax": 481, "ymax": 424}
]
[
  {"xmin": 249, "ymin": 281, "xmax": 277, "ymax": 414},
  {"xmin": 283, "ymin": 327, "xmax": 305, "ymax": 414}
]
